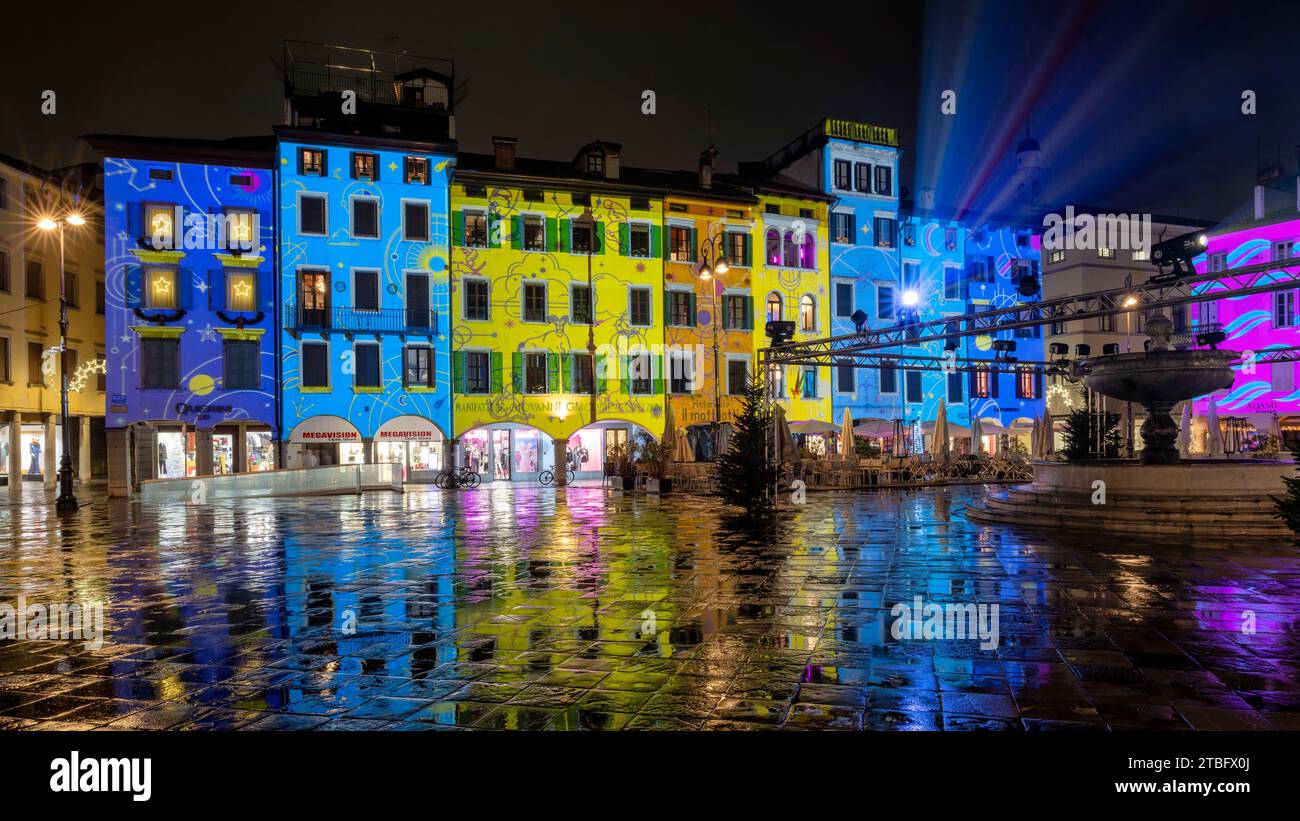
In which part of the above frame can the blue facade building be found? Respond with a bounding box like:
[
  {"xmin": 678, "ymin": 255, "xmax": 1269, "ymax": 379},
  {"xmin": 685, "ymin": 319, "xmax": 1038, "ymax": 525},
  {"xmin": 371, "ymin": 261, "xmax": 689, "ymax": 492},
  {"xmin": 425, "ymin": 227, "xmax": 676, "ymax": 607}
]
[
  {"xmin": 277, "ymin": 130, "xmax": 456, "ymax": 476},
  {"xmin": 88, "ymin": 135, "xmax": 279, "ymax": 494}
]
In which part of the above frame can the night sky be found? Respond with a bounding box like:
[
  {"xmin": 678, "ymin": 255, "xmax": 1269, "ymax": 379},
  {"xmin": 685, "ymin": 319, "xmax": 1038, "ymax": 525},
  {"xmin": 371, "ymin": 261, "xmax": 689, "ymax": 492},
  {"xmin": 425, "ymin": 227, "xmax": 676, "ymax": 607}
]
[{"xmin": 3, "ymin": 0, "xmax": 1297, "ymax": 224}]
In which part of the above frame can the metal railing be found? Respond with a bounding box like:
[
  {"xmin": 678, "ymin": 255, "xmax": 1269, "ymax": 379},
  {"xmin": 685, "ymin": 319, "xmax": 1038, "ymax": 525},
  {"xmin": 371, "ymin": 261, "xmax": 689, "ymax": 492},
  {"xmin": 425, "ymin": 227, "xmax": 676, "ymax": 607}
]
[{"xmin": 284, "ymin": 305, "xmax": 438, "ymax": 335}]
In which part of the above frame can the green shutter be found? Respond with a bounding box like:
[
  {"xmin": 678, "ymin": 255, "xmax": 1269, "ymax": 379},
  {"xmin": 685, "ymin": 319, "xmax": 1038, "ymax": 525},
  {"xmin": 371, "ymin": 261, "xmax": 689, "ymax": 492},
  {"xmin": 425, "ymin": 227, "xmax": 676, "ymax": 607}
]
[
  {"xmin": 651, "ymin": 354, "xmax": 664, "ymax": 396},
  {"xmin": 595, "ymin": 353, "xmax": 608, "ymax": 393},
  {"xmin": 452, "ymin": 210, "xmax": 465, "ymax": 246},
  {"xmin": 721, "ymin": 293, "xmax": 731, "ymax": 330},
  {"xmin": 743, "ymin": 234, "xmax": 752, "ymax": 266},
  {"xmin": 652, "ymin": 224, "xmax": 664, "ymax": 260},
  {"xmin": 547, "ymin": 353, "xmax": 561, "ymax": 393},
  {"xmin": 688, "ymin": 227, "xmax": 698, "ymax": 262},
  {"xmin": 664, "ymin": 291, "xmax": 673, "ymax": 327},
  {"xmin": 688, "ymin": 292, "xmax": 697, "ymax": 327},
  {"xmin": 545, "ymin": 217, "xmax": 558, "ymax": 251},
  {"xmin": 593, "ymin": 221, "xmax": 604, "ymax": 255},
  {"xmin": 512, "ymin": 351, "xmax": 523, "ymax": 393},
  {"xmin": 453, "ymin": 351, "xmax": 467, "ymax": 393},
  {"xmin": 744, "ymin": 295, "xmax": 754, "ymax": 329},
  {"xmin": 490, "ymin": 351, "xmax": 503, "ymax": 393},
  {"xmin": 620, "ymin": 355, "xmax": 631, "ymax": 395},
  {"xmin": 488, "ymin": 212, "xmax": 502, "ymax": 248},
  {"xmin": 558, "ymin": 219, "xmax": 570, "ymax": 253},
  {"xmin": 660, "ymin": 225, "xmax": 670, "ymax": 260},
  {"xmin": 511, "ymin": 215, "xmax": 524, "ymax": 249},
  {"xmin": 562, "ymin": 353, "xmax": 574, "ymax": 392},
  {"xmin": 619, "ymin": 223, "xmax": 630, "ymax": 256}
]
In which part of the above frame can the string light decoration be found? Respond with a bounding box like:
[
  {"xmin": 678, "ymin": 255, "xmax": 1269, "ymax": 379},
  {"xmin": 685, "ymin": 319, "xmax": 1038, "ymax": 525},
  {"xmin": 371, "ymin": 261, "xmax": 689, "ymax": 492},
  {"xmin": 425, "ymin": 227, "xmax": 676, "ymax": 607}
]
[
  {"xmin": 1046, "ymin": 381, "xmax": 1079, "ymax": 410},
  {"xmin": 69, "ymin": 358, "xmax": 107, "ymax": 392}
]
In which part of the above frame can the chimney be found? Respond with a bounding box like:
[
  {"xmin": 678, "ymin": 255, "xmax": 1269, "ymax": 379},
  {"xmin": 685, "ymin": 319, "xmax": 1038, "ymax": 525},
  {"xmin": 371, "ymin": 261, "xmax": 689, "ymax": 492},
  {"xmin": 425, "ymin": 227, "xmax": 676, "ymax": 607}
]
[
  {"xmin": 918, "ymin": 187, "xmax": 935, "ymax": 211},
  {"xmin": 1254, "ymin": 184, "xmax": 1266, "ymax": 220},
  {"xmin": 604, "ymin": 145, "xmax": 620, "ymax": 180},
  {"xmin": 699, "ymin": 145, "xmax": 718, "ymax": 189},
  {"xmin": 492, "ymin": 136, "xmax": 517, "ymax": 171}
]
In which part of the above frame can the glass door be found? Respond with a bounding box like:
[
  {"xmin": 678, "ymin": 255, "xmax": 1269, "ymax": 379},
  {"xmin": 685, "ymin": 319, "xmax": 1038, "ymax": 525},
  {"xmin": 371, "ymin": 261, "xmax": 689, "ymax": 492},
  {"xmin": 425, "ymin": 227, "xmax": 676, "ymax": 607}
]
[
  {"xmin": 406, "ymin": 273, "xmax": 431, "ymax": 330},
  {"xmin": 492, "ymin": 430, "xmax": 511, "ymax": 481},
  {"xmin": 299, "ymin": 270, "xmax": 330, "ymax": 329}
]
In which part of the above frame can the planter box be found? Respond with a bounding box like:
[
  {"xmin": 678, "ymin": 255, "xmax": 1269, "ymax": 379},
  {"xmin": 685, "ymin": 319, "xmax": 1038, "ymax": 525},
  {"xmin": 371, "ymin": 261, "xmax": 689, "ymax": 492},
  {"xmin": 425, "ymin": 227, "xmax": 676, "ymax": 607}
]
[
  {"xmin": 609, "ymin": 476, "xmax": 636, "ymax": 491},
  {"xmin": 646, "ymin": 477, "xmax": 673, "ymax": 494}
]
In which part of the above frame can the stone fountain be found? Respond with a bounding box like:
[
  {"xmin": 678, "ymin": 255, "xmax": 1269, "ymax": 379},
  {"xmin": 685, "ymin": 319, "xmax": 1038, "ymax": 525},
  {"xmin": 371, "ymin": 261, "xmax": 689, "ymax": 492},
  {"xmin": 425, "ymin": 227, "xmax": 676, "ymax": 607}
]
[
  {"xmin": 1082, "ymin": 314, "xmax": 1235, "ymax": 464},
  {"xmin": 967, "ymin": 314, "xmax": 1293, "ymax": 539}
]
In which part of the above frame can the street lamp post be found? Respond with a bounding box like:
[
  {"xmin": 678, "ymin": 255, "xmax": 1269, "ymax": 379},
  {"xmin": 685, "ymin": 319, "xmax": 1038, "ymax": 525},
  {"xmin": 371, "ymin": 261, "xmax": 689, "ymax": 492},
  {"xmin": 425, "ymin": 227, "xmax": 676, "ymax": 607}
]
[
  {"xmin": 696, "ymin": 230, "xmax": 731, "ymax": 460},
  {"xmin": 38, "ymin": 211, "xmax": 86, "ymax": 513},
  {"xmin": 1123, "ymin": 294, "xmax": 1139, "ymax": 458}
]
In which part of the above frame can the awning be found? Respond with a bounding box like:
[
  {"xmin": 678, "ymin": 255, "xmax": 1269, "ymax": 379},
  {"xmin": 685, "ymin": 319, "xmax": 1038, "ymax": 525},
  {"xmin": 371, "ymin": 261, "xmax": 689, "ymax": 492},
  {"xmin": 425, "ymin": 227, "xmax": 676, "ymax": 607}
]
[
  {"xmin": 289, "ymin": 415, "xmax": 361, "ymax": 443},
  {"xmin": 375, "ymin": 415, "xmax": 443, "ymax": 441}
]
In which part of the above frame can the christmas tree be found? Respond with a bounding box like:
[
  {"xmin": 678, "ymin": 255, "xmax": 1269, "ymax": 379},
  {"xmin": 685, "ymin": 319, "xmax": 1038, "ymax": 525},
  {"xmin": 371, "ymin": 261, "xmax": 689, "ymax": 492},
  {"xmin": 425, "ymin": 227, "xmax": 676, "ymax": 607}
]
[
  {"xmin": 1272, "ymin": 438, "xmax": 1300, "ymax": 547},
  {"xmin": 716, "ymin": 375, "xmax": 778, "ymax": 514}
]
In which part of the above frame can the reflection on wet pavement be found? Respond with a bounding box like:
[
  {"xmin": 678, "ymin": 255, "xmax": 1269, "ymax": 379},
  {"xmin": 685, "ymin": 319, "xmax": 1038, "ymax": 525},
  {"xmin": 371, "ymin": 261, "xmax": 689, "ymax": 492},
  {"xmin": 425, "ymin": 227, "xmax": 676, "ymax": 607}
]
[{"xmin": 1, "ymin": 485, "xmax": 1297, "ymax": 731}]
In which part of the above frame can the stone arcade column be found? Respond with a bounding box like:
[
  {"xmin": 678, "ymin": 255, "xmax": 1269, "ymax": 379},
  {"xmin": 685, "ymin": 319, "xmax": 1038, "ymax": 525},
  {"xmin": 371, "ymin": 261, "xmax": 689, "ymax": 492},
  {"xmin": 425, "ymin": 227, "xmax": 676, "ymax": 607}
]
[
  {"xmin": 106, "ymin": 427, "xmax": 131, "ymax": 497},
  {"xmin": 78, "ymin": 416, "xmax": 92, "ymax": 484},
  {"xmin": 194, "ymin": 428, "xmax": 214, "ymax": 476},
  {"xmin": 552, "ymin": 438, "xmax": 569, "ymax": 486},
  {"xmin": 6, "ymin": 412, "xmax": 21, "ymax": 496},
  {"xmin": 43, "ymin": 414, "xmax": 57, "ymax": 489},
  {"xmin": 361, "ymin": 437, "xmax": 374, "ymax": 464},
  {"xmin": 133, "ymin": 425, "xmax": 158, "ymax": 486},
  {"xmin": 442, "ymin": 437, "xmax": 458, "ymax": 472}
]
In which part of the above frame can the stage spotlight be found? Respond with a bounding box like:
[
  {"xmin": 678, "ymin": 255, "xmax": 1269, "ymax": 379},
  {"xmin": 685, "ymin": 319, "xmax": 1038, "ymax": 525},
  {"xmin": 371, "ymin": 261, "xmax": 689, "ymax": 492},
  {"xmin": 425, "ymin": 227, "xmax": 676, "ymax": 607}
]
[
  {"xmin": 1150, "ymin": 230, "xmax": 1209, "ymax": 281},
  {"xmin": 1075, "ymin": 344, "xmax": 1091, "ymax": 357},
  {"xmin": 851, "ymin": 308, "xmax": 868, "ymax": 333},
  {"xmin": 1017, "ymin": 273, "xmax": 1040, "ymax": 298},
  {"xmin": 1102, "ymin": 343, "xmax": 1120, "ymax": 355},
  {"xmin": 1196, "ymin": 330, "xmax": 1227, "ymax": 349},
  {"xmin": 1049, "ymin": 343, "xmax": 1069, "ymax": 357},
  {"xmin": 766, "ymin": 320, "xmax": 796, "ymax": 345},
  {"xmin": 944, "ymin": 339, "xmax": 959, "ymax": 352},
  {"xmin": 902, "ymin": 290, "xmax": 919, "ymax": 307}
]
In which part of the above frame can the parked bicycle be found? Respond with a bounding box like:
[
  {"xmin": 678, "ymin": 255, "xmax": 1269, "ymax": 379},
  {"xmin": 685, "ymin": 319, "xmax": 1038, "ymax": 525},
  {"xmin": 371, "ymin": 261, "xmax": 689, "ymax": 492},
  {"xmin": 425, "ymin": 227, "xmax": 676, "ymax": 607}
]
[
  {"xmin": 435, "ymin": 466, "xmax": 481, "ymax": 489},
  {"xmin": 538, "ymin": 467, "xmax": 576, "ymax": 486}
]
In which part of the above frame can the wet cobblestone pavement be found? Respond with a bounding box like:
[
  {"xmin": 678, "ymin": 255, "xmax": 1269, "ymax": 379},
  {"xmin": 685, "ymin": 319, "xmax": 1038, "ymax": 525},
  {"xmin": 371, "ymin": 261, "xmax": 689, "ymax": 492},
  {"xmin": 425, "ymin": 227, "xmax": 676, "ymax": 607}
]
[{"xmin": 1, "ymin": 485, "xmax": 1298, "ymax": 731}]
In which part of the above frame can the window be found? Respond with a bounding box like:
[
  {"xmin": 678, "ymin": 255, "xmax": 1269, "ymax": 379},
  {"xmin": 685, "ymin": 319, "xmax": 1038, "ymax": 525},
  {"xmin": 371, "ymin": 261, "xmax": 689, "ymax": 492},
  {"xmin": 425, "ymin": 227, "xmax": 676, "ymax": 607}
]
[
  {"xmin": 96, "ymin": 355, "xmax": 106, "ymax": 391},
  {"xmin": 833, "ymin": 160, "xmax": 852, "ymax": 190},
  {"xmin": 654, "ymin": 289, "xmax": 686, "ymax": 328},
  {"xmin": 463, "ymin": 211, "xmax": 488, "ymax": 247},
  {"xmin": 224, "ymin": 340, "xmax": 260, "ymax": 390},
  {"xmin": 523, "ymin": 282, "xmax": 547, "ymax": 322},
  {"xmin": 727, "ymin": 359, "xmax": 748, "ymax": 395},
  {"xmin": 145, "ymin": 267, "xmax": 176, "ymax": 310},
  {"xmin": 783, "ymin": 230, "xmax": 799, "ymax": 267},
  {"xmin": 834, "ymin": 282, "xmax": 854, "ymax": 318},
  {"xmin": 572, "ymin": 193, "xmax": 591, "ymax": 207},
  {"xmin": 27, "ymin": 342, "xmax": 44, "ymax": 386},
  {"xmin": 403, "ymin": 202, "xmax": 430, "ymax": 242},
  {"xmin": 836, "ymin": 363, "xmax": 854, "ymax": 393},
  {"xmin": 522, "ymin": 215, "xmax": 545, "ymax": 251},
  {"xmin": 972, "ymin": 368, "xmax": 992, "ymax": 398},
  {"xmin": 669, "ymin": 351, "xmax": 695, "ymax": 394},
  {"xmin": 629, "ymin": 287, "xmax": 652, "ymax": 326},
  {"xmin": 143, "ymin": 203, "xmax": 175, "ymax": 249},
  {"xmin": 879, "ymin": 365, "xmax": 897, "ymax": 394},
  {"xmin": 901, "ymin": 262, "xmax": 919, "ymax": 293},
  {"xmin": 223, "ymin": 209, "xmax": 256, "ymax": 250},
  {"xmin": 1272, "ymin": 362, "xmax": 1295, "ymax": 393},
  {"xmin": 876, "ymin": 285, "xmax": 894, "ymax": 320},
  {"xmin": 525, "ymin": 352, "xmax": 548, "ymax": 393},
  {"xmin": 1209, "ymin": 253, "xmax": 1227, "ymax": 272},
  {"xmin": 968, "ymin": 256, "xmax": 994, "ymax": 284},
  {"xmin": 1275, "ymin": 291, "xmax": 1296, "ymax": 327},
  {"xmin": 724, "ymin": 294, "xmax": 750, "ymax": 330},
  {"xmin": 300, "ymin": 148, "xmax": 325, "ymax": 176},
  {"xmin": 1275, "ymin": 241, "xmax": 1295, "ymax": 261},
  {"xmin": 95, "ymin": 280, "xmax": 105, "ymax": 314},
  {"xmin": 669, "ymin": 226, "xmax": 692, "ymax": 262},
  {"xmin": 904, "ymin": 370, "xmax": 922, "ymax": 404},
  {"xmin": 0, "ymin": 178, "xmax": 5, "ymax": 209},
  {"xmin": 65, "ymin": 273, "xmax": 79, "ymax": 308},
  {"xmin": 1196, "ymin": 300, "xmax": 1218, "ymax": 327},
  {"xmin": 1050, "ymin": 320, "xmax": 1067, "ymax": 336},
  {"xmin": 855, "ymin": 163, "xmax": 872, "ymax": 193},
  {"xmin": 1098, "ymin": 313, "xmax": 1113, "ymax": 332},
  {"xmin": 798, "ymin": 232, "xmax": 816, "ymax": 268},
  {"xmin": 630, "ymin": 197, "xmax": 650, "ymax": 211},
  {"xmin": 947, "ymin": 371, "xmax": 963, "ymax": 402},
  {"xmin": 571, "ymin": 221, "xmax": 593, "ymax": 254},
  {"xmin": 354, "ymin": 270, "xmax": 380, "ymax": 312},
  {"xmin": 1049, "ymin": 249, "xmax": 1065, "ymax": 264},
  {"xmin": 629, "ymin": 352, "xmax": 653, "ymax": 395},
  {"xmin": 726, "ymin": 231, "xmax": 748, "ymax": 266},
  {"xmin": 572, "ymin": 353, "xmax": 594, "ymax": 394},
  {"xmin": 765, "ymin": 228, "xmax": 782, "ymax": 264},
  {"xmin": 464, "ymin": 279, "xmax": 489, "ymax": 320},
  {"xmin": 0, "ymin": 337, "xmax": 7, "ymax": 382},
  {"xmin": 299, "ymin": 194, "xmax": 327, "ymax": 235},
  {"xmin": 799, "ymin": 294, "xmax": 816, "ymax": 331},
  {"xmin": 407, "ymin": 346, "xmax": 435, "ymax": 388},
  {"xmin": 571, "ymin": 284, "xmax": 593, "ymax": 324},
  {"xmin": 524, "ymin": 189, "xmax": 544, "ymax": 203},
  {"xmin": 464, "ymin": 185, "xmax": 487, "ymax": 198},
  {"xmin": 874, "ymin": 217, "xmax": 896, "ymax": 248},
  {"xmin": 874, "ymin": 165, "xmax": 892, "ymax": 196},
  {"xmin": 141, "ymin": 338, "xmax": 179, "ymax": 389},
  {"xmin": 1132, "ymin": 249, "xmax": 1149, "ymax": 261},
  {"xmin": 351, "ymin": 152, "xmax": 378, "ymax": 181},
  {"xmin": 1016, "ymin": 366, "xmax": 1039, "ymax": 399},
  {"xmin": 585, "ymin": 151, "xmax": 604, "ymax": 175},
  {"xmin": 767, "ymin": 363, "xmax": 784, "ymax": 397},
  {"xmin": 0, "ymin": 250, "xmax": 8, "ymax": 292},
  {"xmin": 944, "ymin": 266, "xmax": 961, "ymax": 300},
  {"xmin": 802, "ymin": 367, "xmax": 818, "ymax": 399},
  {"xmin": 352, "ymin": 198, "xmax": 379, "ymax": 238},
  {"xmin": 226, "ymin": 271, "xmax": 256, "ymax": 312},
  {"xmin": 832, "ymin": 212, "xmax": 855, "ymax": 244},
  {"xmin": 766, "ymin": 292, "xmax": 783, "ymax": 322},
  {"xmin": 405, "ymin": 156, "xmax": 429, "ymax": 184},
  {"xmin": 1097, "ymin": 246, "xmax": 1115, "ymax": 259},
  {"xmin": 461, "ymin": 351, "xmax": 487, "ymax": 393},
  {"xmin": 629, "ymin": 223, "xmax": 651, "ymax": 257},
  {"xmin": 302, "ymin": 343, "xmax": 329, "ymax": 388},
  {"xmin": 766, "ymin": 204, "xmax": 781, "ymax": 215}
]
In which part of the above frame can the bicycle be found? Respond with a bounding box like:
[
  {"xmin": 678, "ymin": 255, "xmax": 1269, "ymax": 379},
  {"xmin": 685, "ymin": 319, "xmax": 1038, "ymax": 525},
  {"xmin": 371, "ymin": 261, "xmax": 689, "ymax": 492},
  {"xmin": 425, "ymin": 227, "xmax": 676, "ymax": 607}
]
[
  {"xmin": 538, "ymin": 467, "xmax": 576, "ymax": 486},
  {"xmin": 435, "ymin": 466, "xmax": 481, "ymax": 489}
]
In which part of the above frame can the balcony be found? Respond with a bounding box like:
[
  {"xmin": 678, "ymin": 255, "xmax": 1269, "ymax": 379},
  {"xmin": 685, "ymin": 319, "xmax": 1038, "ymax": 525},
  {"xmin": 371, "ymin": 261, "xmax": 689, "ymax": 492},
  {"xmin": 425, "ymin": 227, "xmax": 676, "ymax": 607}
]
[{"xmin": 284, "ymin": 306, "xmax": 438, "ymax": 338}]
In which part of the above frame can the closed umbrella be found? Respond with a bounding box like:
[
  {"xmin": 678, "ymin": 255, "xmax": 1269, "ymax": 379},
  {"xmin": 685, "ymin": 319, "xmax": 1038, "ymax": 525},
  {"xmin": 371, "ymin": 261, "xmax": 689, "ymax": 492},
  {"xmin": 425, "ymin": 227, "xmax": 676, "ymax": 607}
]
[
  {"xmin": 717, "ymin": 422, "xmax": 734, "ymax": 457},
  {"xmin": 1030, "ymin": 415, "xmax": 1042, "ymax": 459},
  {"xmin": 678, "ymin": 428, "xmax": 695, "ymax": 462},
  {"xmin": 1039, "ymin": 409, "xmax": 1054, "ymax": 456},
  {"xmin": 932, "ymin": 400, "xmax": 950, "ymax": 461},
  {"xmin": 1178, "ymin": 402, "xmax": 1192, "ymax": 459},
  {"xmin": 662, "ymin": 402, "xmax": 676, "ymax": 459},
  {"xmin": 774, "ymin": 404, "xmax": 796, "ymax": 463},
  {"xmin": 839, "ymin": 408, "xmax": 855, "ymax": 459},
  {"xmin": 1270, "ymin": 412, "xmax": 1284, "ymax": 449},
  {"xmin": 970, "ymin": 415, "xmax": 984, "ymax": 455},
  {"xmin": 1206, "ymin": 395, "xmax": 1225, "ymax": 458}
]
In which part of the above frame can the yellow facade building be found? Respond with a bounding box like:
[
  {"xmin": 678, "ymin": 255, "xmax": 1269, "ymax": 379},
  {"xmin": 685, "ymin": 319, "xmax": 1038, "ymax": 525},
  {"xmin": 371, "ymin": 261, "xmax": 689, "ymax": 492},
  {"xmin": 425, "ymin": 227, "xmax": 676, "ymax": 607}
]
[{"xmin": 0, "ymin": 156, "xmax": 106, "ymax": 493}]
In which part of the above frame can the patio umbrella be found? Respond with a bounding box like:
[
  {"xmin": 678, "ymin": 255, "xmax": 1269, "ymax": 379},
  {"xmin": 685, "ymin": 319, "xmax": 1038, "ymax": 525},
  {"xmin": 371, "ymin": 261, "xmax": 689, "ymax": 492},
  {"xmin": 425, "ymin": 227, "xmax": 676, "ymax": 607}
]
[
  {"xmin": 854, "ymin": 419, "xmax": 894, "ymax": 438},
  {"xmin": 922, "ymin": 420, "xmax": 971, "ymax": 437},
  {"xmin": 1206, "ymin": 395, "xmax": 1225, "ymax": 458},
  {"xmin": 970, "ymin": 415, "xmax": 984, "ymax": 455},
  {"xmin": 932, "ymin": 399, "xmax": 950, "ymax": 461},
  {"xmin": 839, "ymin": 408, "xmax": 855, "ymax": 459},
  {"xmin": 788, "ymin": 419, "xmax": 840, "ymax": 434},
  {"xmin": 1178, "ymin": 402, "xmax": 1192, "ymax": 458},
  {"xmin": 1030, "ymin": 415, "xmax": 1042, "ymax": 459},
  {"xmin": 662, "ymin": 402, "xmax": 676, "ymax": 458}
]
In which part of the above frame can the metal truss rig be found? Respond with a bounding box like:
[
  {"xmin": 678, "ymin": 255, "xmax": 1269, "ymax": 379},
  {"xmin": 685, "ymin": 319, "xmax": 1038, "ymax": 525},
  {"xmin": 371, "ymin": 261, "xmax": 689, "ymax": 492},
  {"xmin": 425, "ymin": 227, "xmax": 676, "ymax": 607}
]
[{"xmin": 761, "ymin": 256, "xmax": 1300, "ymax": 365}]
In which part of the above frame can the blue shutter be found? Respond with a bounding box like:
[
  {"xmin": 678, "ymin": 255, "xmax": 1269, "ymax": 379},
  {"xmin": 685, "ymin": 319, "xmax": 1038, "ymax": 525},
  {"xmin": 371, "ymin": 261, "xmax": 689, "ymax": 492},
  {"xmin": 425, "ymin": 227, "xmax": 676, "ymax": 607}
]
[
  {"xmin": 125, "ymin": 266, "xmax": 143, "ymax": 308},
  {"xmin": 178, "ymin": 268, "xmax": 194, "ymax": 310},
  {"xmin": 257, "ymin": 267, "xmax": 275, "ymax": 314},
  {"xmin": 209, "ymin": 269, "xmax": 227, "ymax": 311}
]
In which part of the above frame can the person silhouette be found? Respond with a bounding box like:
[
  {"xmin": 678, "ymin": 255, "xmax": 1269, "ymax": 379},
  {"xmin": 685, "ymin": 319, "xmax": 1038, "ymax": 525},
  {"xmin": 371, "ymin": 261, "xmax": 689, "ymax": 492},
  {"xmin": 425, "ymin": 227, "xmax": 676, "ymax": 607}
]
[{"xmin": 28, "ymin": 439, "xmax": 41, "ymax": 475}]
